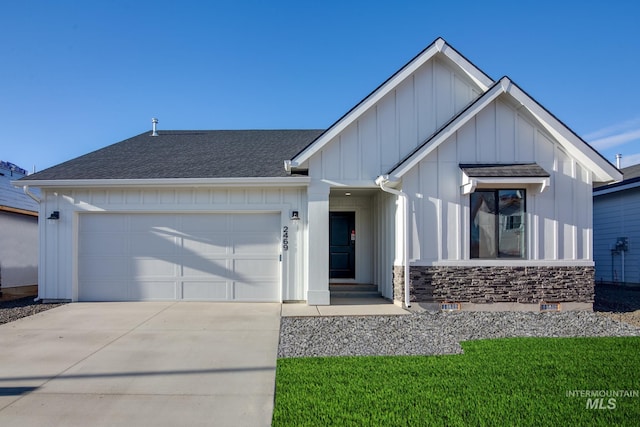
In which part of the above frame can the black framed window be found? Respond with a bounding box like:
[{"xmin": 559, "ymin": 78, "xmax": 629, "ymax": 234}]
[{"xmin": 470, "ymin": 189, "xmax": 526, "ymax": 259}]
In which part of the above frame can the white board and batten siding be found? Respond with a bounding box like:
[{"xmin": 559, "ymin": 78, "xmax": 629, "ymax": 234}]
[
  {"xmin": 402, "ymin": 96, "xmax": 594, "ymax": 265},
  {"xmin": 309, "ymin": 58, "xmax": 483, "ymax": 184},
  {"xmin": 593, "ymin": 187, "xmax": 640, "ymax": 284},
  {"xmin": 39, "ymin": 187, "xmax": 307, "ymax": 302}
]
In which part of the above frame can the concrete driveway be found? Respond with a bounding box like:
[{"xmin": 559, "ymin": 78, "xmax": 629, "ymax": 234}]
[{"xmin": 0, "ymin": 302, "xmax": 281, "ymax": 427}]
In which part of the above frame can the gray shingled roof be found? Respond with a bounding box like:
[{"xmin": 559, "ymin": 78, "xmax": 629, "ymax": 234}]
[
  {"xmin": 621, "ymin": 163, "xmax": 640, "ymax": 181},
  {"xmin": 459, "ymin": 163, "xmax": 550, "ymax": 177},
  {"xmin": 20, "ymin": 130, "xmax": 324, "ymax": 181},
  {"xmin": 593, "ymin": 163, "xmax": 640, "ymax": 189}
]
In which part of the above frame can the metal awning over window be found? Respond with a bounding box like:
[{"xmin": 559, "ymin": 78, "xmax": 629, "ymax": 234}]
[{"xmin": 460, "ymin": 163, "xmax": 550, "ymax": 195}]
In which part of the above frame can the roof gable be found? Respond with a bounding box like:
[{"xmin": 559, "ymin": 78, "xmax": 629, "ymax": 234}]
[
  {"xmin": 288, "ymin": 37, "xmax": 494, "ymax": 170},
  {"xmin": 386, "ymin": 77, "xmax": 622, "ymax": 183}
]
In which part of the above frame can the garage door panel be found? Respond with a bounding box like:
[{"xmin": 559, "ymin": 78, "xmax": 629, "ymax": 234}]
[
  {"xmin": 78, "ymin": 213, "xmax": 281, "ymax": 302},
  {"xmin": 80, "ymin": 214, "xmax": 126, "ymax": 232},
  {"xmin": 234, "ymin": 259, "xmax": 279, "ymax": 278},
  {"xmin": 232, "ymin": 214, "xmax": 279, "ymax": 231},
  {"xmin": 79, "ymin": 234, "xmax": 128, "ymax": 255},
  {"xmin": 182, "ymin": 234, "xmax": 230, "ymax": 254},
  {"xmin": 233, "ymin": 233, "xmax": 279, "ymax": 254},
  {"xmin": 235, "ymin": 281, "xmax": 280, "ymax": 301},
  {"xmin": 133, "ymin": 258, "xmax": 177, "ymax": 276},
  {"xmin": 182, "ymin": 257, "xmax": 230, "ymax": 278},
  {"xmin": 129, "ymin": 214, "xmax": 176, "ymax": 230},
  {"xmin": 79, "ymin": 281, "xmax": 129, "ymax": 301},
  {"xmin": 130, "ymin": 233, "xmax": 178, "ymax": 256},
  {"xmin": 79, "ymin": 256, "xmax": 129, "ymax": 279},
  {"xmin": 182, "ymin": 281, "xmax": 229, "ymax": 300},
  {"xmin": 129, "ymin": 281, "xmax": 176, "ymax": 300},
  {"xmin": 181, "ymin": 215, "xmax": 229, "ymax": 232}
]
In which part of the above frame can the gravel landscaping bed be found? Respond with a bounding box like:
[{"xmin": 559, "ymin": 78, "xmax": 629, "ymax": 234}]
[
  {"xmin": 278, "ymin": 310, "xmax": 640, "ymax": 358},
  {"xmin": 0, "ymin": 297, "xmax": 66, "ymax": 325},
  {"xmin": 279, "ymin": 282, "xmax": 640, "ymax": 358}
]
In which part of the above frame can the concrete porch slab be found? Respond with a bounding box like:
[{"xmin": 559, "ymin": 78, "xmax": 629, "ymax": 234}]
[{"xmin": 281, "ymin": 298, "xmax": 409, "ymax": 317}]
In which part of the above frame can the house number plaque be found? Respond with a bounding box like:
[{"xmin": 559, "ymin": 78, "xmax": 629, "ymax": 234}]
[{"xmin": 282, "ymin": 226, "xmax": 289, "ymax": 251}]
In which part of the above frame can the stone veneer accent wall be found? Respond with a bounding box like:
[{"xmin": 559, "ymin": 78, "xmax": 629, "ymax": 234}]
[{"xmin": 393, "ymin": 266, "xmax": 595, "ymax": 304}]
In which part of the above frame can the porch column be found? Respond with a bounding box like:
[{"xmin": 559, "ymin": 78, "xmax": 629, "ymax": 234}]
[{"xmin": 306, "ymin": 181, "xmax": 330, "ymax": 305}]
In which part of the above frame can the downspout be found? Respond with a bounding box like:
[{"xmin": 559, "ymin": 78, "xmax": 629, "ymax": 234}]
[
  {"xmin": 375, "ymin": 175, "xmax": 410, "ymax": 308},
  {"xmin": 21, "ymin": 186, "xmax": 42, "ymax": 301},
  {"xmin": 23, "ymin": 185, "xmax": 41, "ymax": 203}
]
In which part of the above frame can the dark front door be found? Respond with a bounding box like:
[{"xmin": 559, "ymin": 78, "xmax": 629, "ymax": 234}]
[{"xmin": 329, "ymin": 212, "xmax": 356, "ymax": 279}]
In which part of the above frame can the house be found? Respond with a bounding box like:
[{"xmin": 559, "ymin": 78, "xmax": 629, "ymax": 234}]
[
  {"xmin": 1, "ymin": 161, "xmax": 39, "ymax": 289},
  {"xmin": 593, "ymin": 163, "xmax": 640, "ymax": 284},
  {"xmin": 15, "ymin": 38, "xmax": 621, "ymax": 309}
]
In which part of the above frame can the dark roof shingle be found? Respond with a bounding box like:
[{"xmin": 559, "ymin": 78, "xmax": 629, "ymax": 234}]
[{"xmin": 21, "ymin": 130, "xmax": 324, "ymax": 181}]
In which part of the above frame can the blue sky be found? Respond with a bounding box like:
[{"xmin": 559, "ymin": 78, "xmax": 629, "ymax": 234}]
[{"xmin": 2, "ymin": 1, "xmax": 640, "ymax": 173}]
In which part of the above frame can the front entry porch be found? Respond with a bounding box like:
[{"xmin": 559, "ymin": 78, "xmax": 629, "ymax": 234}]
[{"xmin": 305, "ymin": 183, "xmax": 396, "ymax": 305}]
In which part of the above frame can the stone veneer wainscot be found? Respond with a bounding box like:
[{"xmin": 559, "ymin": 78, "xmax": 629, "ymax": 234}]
[{"xmin": 393, "ymin": 266, "xmax": 595, "ymax": 304}]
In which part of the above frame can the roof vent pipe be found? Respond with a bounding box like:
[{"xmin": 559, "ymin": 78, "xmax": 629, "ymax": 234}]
[
  {"xmin": 616, "ymin": 153, "xmax": 622, "ymax": 169},
  {"xmin": 151, "ymin": 118, "xmax": 159, "ymax": 137}
]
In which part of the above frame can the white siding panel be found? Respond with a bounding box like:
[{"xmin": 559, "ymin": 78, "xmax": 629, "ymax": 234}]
[
  {"xmin": 322, "ymin": 138, "xmax": 341, "ymax": 180},
  {"xmin": 454, "ymin": 75, "xmax": 471, "ymax": 111},
  {"xmin": 212, "ymin": 189, "xmax": 228, "ymax": 204},
  {"xmin": 359, "ymin": 109, "xmax": 379, "ymax": 180},
  {"xmin": 415, "ymin": 61, "xmax": 435, "ymax": 142},
  {"xmin": 397, "ymin": 76, "xmax": 417, "ymax": 155},
  {"xmin": 517, "ymin": 116, "xmax": 536, "ymax": 160},
  {"xmin": 378, "ymin": 94, "xmax": 398, "ymax": 171},
  {"xmin": 496, "ymin": 100, "xmax": 515, "ymax": 162},
  {"xmin": 403, "ymin": 168, "xmax": 421, "ymax": 261},
  {"xmin": 418, "ymin": 160, "xmax": 440, "ymax": 262},
  {"xmin": 437, "ymin": 134, "xmax": 457, "ymax": 162},
  {"xmin": 229, "ymin": 189, "xmax": 246, "ymax": 204},
  {"xmin": 194, "ymin": 188, "xmax": 210, "ymax": 204},
  {"xmin": 439, "ymin": 163, "xmax": 460, "ymax": 260},
  {"xmin": 456, "ymin": 118, "xmax": 477, "ymax": 163},
  {"xmin": 341, "ymin": 125, "xmax": 360, "ymax": 180},
  {"xmin": 435, "ymin": 60, "xmax": 453, "ymax": 127},
  {"xmin": 247, "ymin": 189, "xmax": 263, "ymax": 204},
  {"xmin": 476, "ymin": 104, "xmax": 496, "ymax": 162},
  {"xmin": 177, "ymin": 190, "xmax": 193, "ymax": 204}
]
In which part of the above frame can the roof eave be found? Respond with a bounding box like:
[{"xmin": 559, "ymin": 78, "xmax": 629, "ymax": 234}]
[
  {"xmin": 11, "ymin": 177, "xmax": 311, "ymax": 189},
  {"xmin": 593, "ymin": 179, "xmax": 640, "ymax": 196}
]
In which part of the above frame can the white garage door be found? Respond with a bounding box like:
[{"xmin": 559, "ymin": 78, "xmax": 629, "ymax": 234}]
[{"xmin": 78, "ymin": 213, "xmax": 281, "ymax": 301}]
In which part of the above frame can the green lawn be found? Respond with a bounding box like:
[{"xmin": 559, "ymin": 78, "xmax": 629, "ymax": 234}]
[{"xmin": 273, "ymin": 337, "xmax": 640, "ymax": 426}]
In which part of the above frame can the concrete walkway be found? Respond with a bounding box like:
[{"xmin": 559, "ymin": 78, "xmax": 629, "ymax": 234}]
[
  {"xmin": 281, "ymin": 297, "xmax": 410, "ymax": 317},
  {"xmin": 0, "ymin": 302, "xmax": 281, "ymax": 427}
]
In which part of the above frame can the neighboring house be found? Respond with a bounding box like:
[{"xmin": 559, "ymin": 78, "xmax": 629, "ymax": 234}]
[
  {"xmin": 0, "ymin": 161, "xmax": 39, "ymax": 288},
  {"xmin": 15, "ymin": 38, "xmax": 621, "ymax": 309},
  {"xmin": 593, "ymin": 163, "xmax": 640, "ymax": 284}
]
